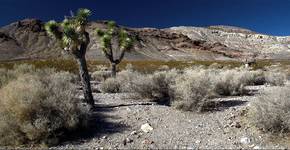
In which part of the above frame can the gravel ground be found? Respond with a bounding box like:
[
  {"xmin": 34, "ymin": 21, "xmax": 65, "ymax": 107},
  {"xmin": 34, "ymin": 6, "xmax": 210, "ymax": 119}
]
[{"xmin": 53, "ymin": 85, "xmax": 290, "ymax": 149}]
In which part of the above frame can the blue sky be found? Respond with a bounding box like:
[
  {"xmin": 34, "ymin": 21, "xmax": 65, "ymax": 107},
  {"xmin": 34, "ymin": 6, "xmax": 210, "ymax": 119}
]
[{"xmin": 1, "ymin": 0, "xmax": 290, "ymax": 35}]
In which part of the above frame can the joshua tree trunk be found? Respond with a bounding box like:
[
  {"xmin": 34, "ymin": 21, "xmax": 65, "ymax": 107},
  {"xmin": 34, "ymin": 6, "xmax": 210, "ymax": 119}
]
[
  {"xmin": 111, "ymin": 62, "xmax": 117, "ymax": 77},
  {"xmin": 76, "ymin": 56, "xmax": 94, "ymax": 107}
]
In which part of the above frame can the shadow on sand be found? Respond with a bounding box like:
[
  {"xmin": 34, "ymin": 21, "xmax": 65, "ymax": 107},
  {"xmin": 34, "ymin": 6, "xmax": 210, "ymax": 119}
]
[
  {"xmin": 59, "ymin": 106, "xmax": 129, "ymax": 145},
  {"xmin": 203, "ymin": 99, "xmax": 248, "ymax": 112}
]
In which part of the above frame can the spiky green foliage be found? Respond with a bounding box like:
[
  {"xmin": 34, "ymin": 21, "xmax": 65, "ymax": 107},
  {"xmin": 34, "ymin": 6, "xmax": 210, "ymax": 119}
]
[
  {"xmin": 45, "ymin": 20, "xmax": 62, "ymax": 40},
  {"xmin": 44, "ymin": 8, "xmax": 94, "ymax": 107},
  {"xmin": 45, "ymin": 8, "xmax": 91, "ymax": 52},
  {"xmin": 95, "ymin": 21, "xmax": 133, "ymax": 61},
  {"xmin": 95, "ymin": 21, "xmax": 133, "ymax": 77}
]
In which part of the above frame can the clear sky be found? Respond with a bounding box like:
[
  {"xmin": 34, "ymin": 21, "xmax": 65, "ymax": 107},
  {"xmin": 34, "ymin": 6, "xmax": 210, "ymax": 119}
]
[{"xmin": 1, "ymin": 0, "xmax": 290, "ymax": 36}]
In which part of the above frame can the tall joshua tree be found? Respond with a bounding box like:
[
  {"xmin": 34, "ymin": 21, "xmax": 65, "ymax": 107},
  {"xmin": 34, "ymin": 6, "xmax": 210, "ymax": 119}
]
[
  {"xmin": 45, "ymin": 9, "xmax": 94, "ymax": 107},
  {"xmin": 96, "ymin": 21, "xmax": 133, "ymax": 77}
]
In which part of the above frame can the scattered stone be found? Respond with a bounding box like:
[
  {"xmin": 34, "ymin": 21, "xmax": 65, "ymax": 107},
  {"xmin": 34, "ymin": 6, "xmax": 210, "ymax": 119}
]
[
  {"xmin": 130, "ymin": 130, "xmax": 137, "ymax": 135},
  {"xmin": 253, "ymin": 145, "xmax": 261, "ymax": 149},
  {"xmin": 101, "ymin": 136, "xmax": 107, "ymax": 139},
  {"xmin": 234, "ymin": 122, "xmax": 242, "ymax": 128},
  {"xmin": 187, "ymin": 145, "xmax": 196, "ymax": 150},
  {"xmin": 195, "ymin": 140, "xmax": 201, "ymax": 144},
  {"xmin": 240, "ymin": 137, "xmax": 251, "ymax": 145},
  {"xmin": 142, "ymin": 139, "xmax": 154, "ymax": 145},
  {"xmin": 141, "ymin": 123, "xmax": 153, "ymax": 133},
  {"xmin": 123, "ymin": 138, "xmax": 133, "ymax": 145}
]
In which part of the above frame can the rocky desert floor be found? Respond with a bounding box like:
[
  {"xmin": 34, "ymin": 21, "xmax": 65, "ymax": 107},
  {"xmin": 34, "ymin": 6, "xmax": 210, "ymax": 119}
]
[{"xmin": 53, "ymin": 82, "xmax": 290, "ymax": 149}]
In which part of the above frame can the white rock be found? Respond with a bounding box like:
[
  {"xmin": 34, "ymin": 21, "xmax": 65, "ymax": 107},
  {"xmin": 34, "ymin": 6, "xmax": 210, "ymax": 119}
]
[
  {"xmin": 253, "ymin": 145, "xmax": 261, "ymax": 149},
  {"xmin": 141, "ymin": 123, "xmax": 153, "ymax": 133},
  {"xmin": 240, "ymin": 137, "xmax": 251, "ymax": 145},
  {"xmin": 130, "ymin": 130, "xmax": 137, "ymax": 135}
]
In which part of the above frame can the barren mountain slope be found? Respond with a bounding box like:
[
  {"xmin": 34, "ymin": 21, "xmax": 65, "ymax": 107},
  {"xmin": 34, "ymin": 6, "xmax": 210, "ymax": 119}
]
[
  {"xmin": 0, "ymin": 19, "xmax": 289, "ymax": 61},
  {"xmin": 167, "ymin": 26, "xmax": 290, "ymax": 59}
]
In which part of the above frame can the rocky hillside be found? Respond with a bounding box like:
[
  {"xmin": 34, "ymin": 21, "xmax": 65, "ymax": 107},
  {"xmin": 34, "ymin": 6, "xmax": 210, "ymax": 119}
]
[{"xmin": 1, "ymin": 19, "xmax": 290, "ymax": 61}]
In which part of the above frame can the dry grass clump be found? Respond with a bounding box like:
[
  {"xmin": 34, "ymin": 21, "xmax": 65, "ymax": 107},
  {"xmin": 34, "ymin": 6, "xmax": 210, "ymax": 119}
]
[
  {"xmin": 264, "ymin": 71, "xmax": 286, "ymax": 86},
  {"xmin": 248, "ymin": 86, "xmax": 290, "ymax": 134},
  {"xmin": 263, "ymin": 65, "xmax": 287, "ymax": 86},
  {"xmin": 98, "ymin": 66, "xmax": 284, "ymax": 112},
  {"xmin": 91, "ymin": 70, "xmax": 111, "ymax": 82},
  {"xmin": 99, "ymin": 69, "xmax": 141, "ymax": 93},
  {"xmin": 99, "ymin": 77, "xmax": 121, "ymax": 93},
  {"xmin": 214, "ymin": 69, "xmax": 246, "ymax": 96},
  {"xmin": 0, "ymin": 65, "xmax": 90, "ymax": 147},
  {"xmin": 131, "ymin": 70, "xmax": 179, "ymax": 104},
  {"xmin": 213, "ymin": 68, "xmax": 264, "ymax": 96}
]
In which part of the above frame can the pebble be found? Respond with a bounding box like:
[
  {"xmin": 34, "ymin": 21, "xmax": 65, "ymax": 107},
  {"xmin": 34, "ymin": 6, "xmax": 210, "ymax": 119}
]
[
  {"xmin": 142, "ymin": 138, "xmax": 154, "ymax": 145},
  {"xmin": 240, "ymin": 137, "xmax": 251, "ymax": 145},
  {"xmin": 123, "ymin": 138, "xmax": 133, "ymax": 145},
  {"xmin": 187, "ymin": 145, "xmax": 196, "ymax": 150},
  {"xmin": 253, "ymin": 145, "xmax": 261, "ymax": 149},
  {"xmin": 130, "ymin": 130, "xmax": 137, "ymax": 135},
  {"xmin": 141, "ymin": 123, "xmax": 153, "ymax": 133},
  {"xmin": 195, "ymin": 140, "xmax": 201, "ymax": 144}
]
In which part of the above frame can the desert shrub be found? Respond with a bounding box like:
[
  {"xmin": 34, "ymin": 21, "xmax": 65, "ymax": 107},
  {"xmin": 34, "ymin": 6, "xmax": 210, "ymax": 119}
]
[
  {"xmin": 263, "ymin": 65, "xmax": 287, "ymax": 86},
  {"xmin": 150, "ymin": 70, "xmax": 178, "ymax": 103},
  {"xmin": 239, "ymin": 69, "xmax": 265, "ymax": 86},
  {"xmin": 213, "ymin": 68, "xmax": 262, "ymax": 96},
  {"xmin": 264, "ymin": 71, "xmax": 286, "ymax": 86},
  {"xmin": 98, "ymin": 69, "xmax": 141, "ymax": 93},
  {"xmin": 95, "ymin": 65, "xmax": 109, "ymax": 71},
  {"xmin": 248, "ymin": 86, "xmax": 290, "ymax": 134},
  {"xmin": 125, "ymin": 63, "xmax": 135, "ymax": 71},
  {"xmin": 99, "ymin": 78, "xmax": 122, "ymax": 93},
  {"xmin": 130, "ymin": 70, "xmax": 179, "ymax": 103},
  {"xmin": 91, "ymin": 70, "xmax": 111, "ymax": 82},
  {"xmin": 0, "ymin": 68, "xmax": 14, "ymax": 88},
  {"xmin": 157, "ymin": 65, "xmax": 170, "ymax": 71},
  {"xmin": 117, "ymin": 70, "xmax": 141, "ymax": 92},
  {"xmin": 171, "ymin": 69, "xmax": 216, "ymax": 112},
  {"xmin": 12, "ymin": 63, "xmax": 36, "ymax": 75},
  {"xmin": 0, "ymin": 68, "xmax": 90, "ymax": 147},
  {"xmin": 131, "ymin": 75, "xmax": 155, "ymax": 98}
]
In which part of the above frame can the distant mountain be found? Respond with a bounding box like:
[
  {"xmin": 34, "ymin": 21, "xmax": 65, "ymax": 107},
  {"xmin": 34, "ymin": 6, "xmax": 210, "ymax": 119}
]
[{"xmin": 1, "ymin": 19, "xmax": 290, "ymax": 61}]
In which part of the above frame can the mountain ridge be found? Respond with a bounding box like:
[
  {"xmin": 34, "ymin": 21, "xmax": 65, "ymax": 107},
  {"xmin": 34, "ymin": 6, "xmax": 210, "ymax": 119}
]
[{"xmin": 0, "ymin": 18, "xmax": 289, "ymax": 61}]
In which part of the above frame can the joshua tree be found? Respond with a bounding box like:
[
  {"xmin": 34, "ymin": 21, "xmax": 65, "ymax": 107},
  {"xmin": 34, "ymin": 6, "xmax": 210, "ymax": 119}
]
[
  {"xmin": 96, "ymin": 21, "xmax": 133, "ymax": 77},
  {"xmin": 45, "ymin": 8, "xmax": 94, "ymax": 107}
]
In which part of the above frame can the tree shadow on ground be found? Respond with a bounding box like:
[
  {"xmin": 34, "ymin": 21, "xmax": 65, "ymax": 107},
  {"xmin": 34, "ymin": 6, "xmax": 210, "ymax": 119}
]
[
  {"xmin": 203, "ymin": 99, "xmax": 248, "ymax": 112},
  {"xmin": 59, "ymin": 106, "xmax": 129, "ymax": 145}
]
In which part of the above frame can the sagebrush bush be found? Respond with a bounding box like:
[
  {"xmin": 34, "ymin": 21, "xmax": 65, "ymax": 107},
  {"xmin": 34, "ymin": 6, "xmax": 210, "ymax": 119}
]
[
  {"xmin": 171, "ymin": 69, "xmax": 216, "ymax": 112},
  {"xmin": 263, "ymin": 65, "xmax": 287, "ymax": 86},
  {"xmin": 91, "ymin": 70, "xmax": 111, "ymax": 82},
  {"xmin": 130, "ymin": 74, "xmax": 155, "ymax": 98},
  {"xmin": 130, "ymin": 70, "xmax": 178, "ymax": 103},
  {"xmin": 213, "ymin": 68, "xmax": 263, "ymax": 96},
  {"xmin": 0, "ymin": 66, "xmax": 90, "ymax": 147},
  {"xmin": 117, "ymin": 70, "xmax": 141, "ymax": 92},
  {"xmin": 248, "ymin": 86, "xmax": 290, "ymax": 134},
  {"xmin": 264, "ymin": 71, "xmax": 286, "ymax": 86},
  {"xmin": 99, "ymin": 78, "xmax": 122, "ymax": 93},
  {"xmin": 98, "ymin": 69, "xmax": 141, "ymax": 93}
]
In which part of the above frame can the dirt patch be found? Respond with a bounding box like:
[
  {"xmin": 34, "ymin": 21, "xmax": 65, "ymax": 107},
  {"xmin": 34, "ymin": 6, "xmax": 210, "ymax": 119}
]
[{"xmin": 53, "ymin": 85, "xmax": 288, "ymax": 149}]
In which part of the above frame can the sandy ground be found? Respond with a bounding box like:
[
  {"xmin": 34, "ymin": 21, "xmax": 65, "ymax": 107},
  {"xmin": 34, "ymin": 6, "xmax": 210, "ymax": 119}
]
[{"xmin": 52, "ymin": 84, "xmax": 290, "ymax": 149}]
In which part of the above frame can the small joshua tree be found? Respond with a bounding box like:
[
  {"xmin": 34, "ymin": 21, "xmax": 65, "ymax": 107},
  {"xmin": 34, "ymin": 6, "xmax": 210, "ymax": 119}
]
[
  {"xmin": 96, "ymin": 21, "xmax": 133, "ymax": 77},
  {"xmin": 45, "ymin": 8, "xmax": 94, "ymax": 107}
]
